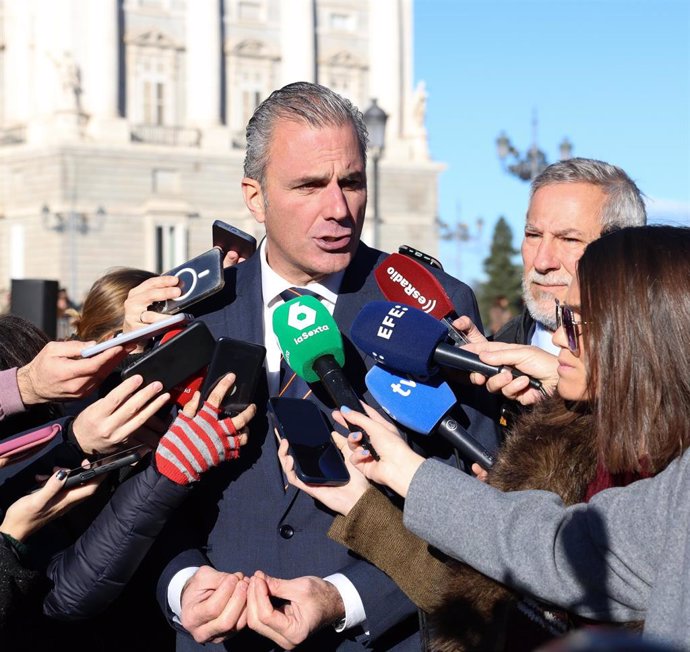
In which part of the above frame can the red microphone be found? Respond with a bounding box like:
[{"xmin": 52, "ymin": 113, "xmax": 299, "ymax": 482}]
[
  {"xmin": 374, "ymin": 256, "xmax": 546, "ymax": 396},
  {"xmin": 374, "ymin": 253, "xmax": 468, "ymax": 345}
]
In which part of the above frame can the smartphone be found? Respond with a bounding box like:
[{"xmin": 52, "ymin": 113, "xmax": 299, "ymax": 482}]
[
  {"xmin": 398, "ymin": 245, "xmax": 444, "ymax": 271},
  {"xmin": 149, "ymin": 247, "xmax": 224, "ymax": 315},
  {"xmin": 80, "ymin": 313, "xmax": 194, "ymax": 358},
  {"xmin": 121, "ymin": 321, "xmax": 216, "ymax": 393},
  {"xmin": 200, "ymin": 337, "xmax": 266, "ymax": 415},
  {"xmin": 0, "ymin": 423, "xmax": 62, "ymax": 461},
  {"xmin": 212, "ymin": 220, "xmax": 257, "ymax": 261},
  {"xmin": 268, "ymin": 397, "xmax": 349, "ymax": 486},
  {"xmin": 63, "ymin": 446, "xmax": 145, "ymax": 489}
]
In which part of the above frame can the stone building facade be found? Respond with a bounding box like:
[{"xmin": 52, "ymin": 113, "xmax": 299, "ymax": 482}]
[{"xmin": 0, "ymin": 0, "xmax": 443, "ymax": 302}]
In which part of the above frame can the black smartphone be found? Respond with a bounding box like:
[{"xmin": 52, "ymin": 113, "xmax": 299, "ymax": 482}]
[
  {"xmin": 398, "ymin": 245, "xmax": 444, "ymax": 271},
  {"xmin": 149, "ymin": 247, "xmax": 224, "ymax": 314},
  {"xmin": 63, "ymin": 446, "xmax": 145, "ymax": 489},
  {"xmin": 200, "ymin": 337, "xmax": 266, "ymax": 415},
  {"xmin": 121, "ymin": 321, "xmax": 216, "ymax": 394},
  {"xmin": 268, "ymin": 397, "xmax": 350, "ymax": 486},
  {"xmin": 212, "ymin": 220, "xmax": 257, "ymax": 261}
]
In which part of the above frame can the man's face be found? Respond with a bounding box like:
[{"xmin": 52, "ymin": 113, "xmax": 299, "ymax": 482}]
[
  {"xmin": 521, "ymin": 182, "xmax": 605, "ymax": 330},
  {"xmin": 242, "ymin": 119, "xmax": 367, "ymax": 285}
]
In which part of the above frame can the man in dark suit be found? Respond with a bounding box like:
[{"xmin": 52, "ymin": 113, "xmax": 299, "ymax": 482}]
[{"xmin": 141, "ymin": 82, "xmax": 499, "ymax": 650}]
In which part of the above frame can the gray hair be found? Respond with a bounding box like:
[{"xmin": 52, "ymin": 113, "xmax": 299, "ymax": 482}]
[
  {"xmin": 244, "ymin": 82, "xmax": 369, "ymax": 186},
  {"xmin": 530, "ymin": 157, "xmax": 647, "ymax": 230}
]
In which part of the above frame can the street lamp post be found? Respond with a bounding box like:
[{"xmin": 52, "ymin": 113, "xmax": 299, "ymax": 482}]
[
  {"xmin": 42, "ymin": 205, "xmax": 106, "ymax": 299},
  {"xmin": 496, "ymin": 111, "xmax": 573, "ymax": 182},
  {"xmin": 363, "ymin": 98, "xmax": 388, "ymax": 250}
]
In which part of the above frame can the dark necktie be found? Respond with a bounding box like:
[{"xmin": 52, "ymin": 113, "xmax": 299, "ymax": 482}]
[{"xmin": 277, "ymin": 287, "xmax": 321, "ymax": 400}]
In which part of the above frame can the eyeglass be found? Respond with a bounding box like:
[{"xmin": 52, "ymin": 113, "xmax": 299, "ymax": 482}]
[{"xmin": 555, "ymin": 299, "xmax": 588, "ymax": 354}]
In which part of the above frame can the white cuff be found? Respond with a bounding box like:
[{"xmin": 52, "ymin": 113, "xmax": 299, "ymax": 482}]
[
  {"xmin": 323, "ymin": 572, "xmax": 367, "ymax": 632},
  {"xmin": 168, "ymin": 566, "xmax": 200, "ymax": 623}
]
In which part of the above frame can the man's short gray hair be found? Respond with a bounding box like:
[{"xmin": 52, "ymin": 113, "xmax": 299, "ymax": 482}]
[
  {"xmin": 530, "ymin": 157, "xmax": 647, "ymax": 230},
  {"xmin": 244, "ymin": 82, "xmax": 368, "ymax": 186}
]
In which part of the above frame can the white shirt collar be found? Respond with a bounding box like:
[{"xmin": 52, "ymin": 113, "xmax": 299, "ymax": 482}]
[
  {"xmin": 530, "ymin": 321, "xmax": 560, "ymax": 356},
  {"xmin": 259, "ymin": 238, "xmax": 345, "ymax": 308}
]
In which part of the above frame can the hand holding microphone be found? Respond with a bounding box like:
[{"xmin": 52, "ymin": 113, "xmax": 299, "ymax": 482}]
[
  {"xmin": 351, "ymin": 301, "xmax": 544, "ymax": 393},
  {"xmin": 365, "ymin": 365, "xmax": 495, "ymax": 469},
  {"xmin": 336, "ymin": 406, "xmax": 425, "ymax": 500},
  {"xmin": 458, "ymin": 337, "xmax": 558, "ymax": 405}
]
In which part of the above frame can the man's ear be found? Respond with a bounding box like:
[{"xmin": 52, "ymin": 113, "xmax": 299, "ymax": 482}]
[{"xmin": 241, "ymin": 177, "xmax": 266, "ymax": 224}]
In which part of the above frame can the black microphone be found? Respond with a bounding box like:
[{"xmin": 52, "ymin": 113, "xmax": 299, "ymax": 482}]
[{"xmin": 352, "ymin": 301, "xmax": 544, "ymax": 393}]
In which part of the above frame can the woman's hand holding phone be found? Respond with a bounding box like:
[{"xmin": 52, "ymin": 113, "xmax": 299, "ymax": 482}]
[
  {"xmin": 335, "ymin": 404, "xmax": 425, "ymax": 500},
  {"xmin": 154, "ymin": 373, "xmax": 256, "ymax": 485},
  {"xmin": 72, "ymin": 374, "xmax": 172, "ymax": 455},
  {"xmin": 277, "ymin": 433, "xmax": 369, "ymax": 516},
  {"xmin": 1, "ymin": 466, "xmax": 103, "ymax": 542},
  {"xmin": 122, "ymin": 275, "xmax": 182, "ymax": 333}
]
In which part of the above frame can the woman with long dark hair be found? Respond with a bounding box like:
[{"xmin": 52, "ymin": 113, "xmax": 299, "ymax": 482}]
[{"xmin": 272, "ymin": 225, "xmax": 690, "ymax": 650}]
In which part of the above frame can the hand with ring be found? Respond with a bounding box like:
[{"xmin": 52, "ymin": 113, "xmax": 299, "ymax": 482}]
[{"xmin": 122, "ymin": 275, "xmax": 181, "ymax": 333}]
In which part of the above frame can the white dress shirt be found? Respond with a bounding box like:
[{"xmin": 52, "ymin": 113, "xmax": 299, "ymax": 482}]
[
  {"xmin": 530, "ymin": 320, "xmax": 560, "ymax": 356},
  {"xmin": 168, "ymin": 239, "xmax": 366, "ymax": 631}
]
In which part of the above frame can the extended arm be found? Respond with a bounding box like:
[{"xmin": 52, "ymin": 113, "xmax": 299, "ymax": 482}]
[
  {"xmin": 329, "ymin": 485, "xmax": 451, "ymax": 613},
  {"xmin": 403, "ymin": 457, "xmax": 674, "ymax": 623}
]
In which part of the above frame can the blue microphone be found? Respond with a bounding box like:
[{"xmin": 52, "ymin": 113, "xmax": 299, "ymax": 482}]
[
  {"xmin": 351, "ymin": 301, "xmax": 543, "ymax": 391},
  {"xmin": 366, "ymin": 365, "xmax": 495, "ymax": 469}
]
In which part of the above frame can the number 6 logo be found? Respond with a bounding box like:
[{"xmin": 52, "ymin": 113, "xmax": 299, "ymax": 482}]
[{"xmin": 287, "ymin": 301, "xmax": 317, "ymax": 330}]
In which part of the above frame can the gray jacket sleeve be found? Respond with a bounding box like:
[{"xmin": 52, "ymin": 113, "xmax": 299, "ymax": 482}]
[{"xmin": 403, "ymin": 457, "xmax": 685, "ymax": 624}]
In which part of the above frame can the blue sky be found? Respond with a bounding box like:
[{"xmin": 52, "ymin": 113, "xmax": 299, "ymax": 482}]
[{"xmin": 414, "ymin": 0, "xmax": 690, "ymax": 288}]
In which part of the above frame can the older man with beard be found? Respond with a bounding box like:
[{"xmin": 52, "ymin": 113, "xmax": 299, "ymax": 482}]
[{"xmin": 494, "ymin": 157, "xmax": 647, "ymax": 352}]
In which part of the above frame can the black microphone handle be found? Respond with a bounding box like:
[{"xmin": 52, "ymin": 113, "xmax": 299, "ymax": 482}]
[
  {"xmin": 433, "ymin": 343, "xmax": 544, "ymax": 393},
  {"xmin": 436, "ymin": 414, "xmax": 495, "ymax": 469},
  {"xmin": 311, "ymin": 355, "xmax": 380, "ymax": 460}
]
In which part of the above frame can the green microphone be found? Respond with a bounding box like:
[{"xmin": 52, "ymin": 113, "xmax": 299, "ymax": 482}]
[{"xmin": 273, "ymin": 295, "xmax": 379, "ymax": 460}]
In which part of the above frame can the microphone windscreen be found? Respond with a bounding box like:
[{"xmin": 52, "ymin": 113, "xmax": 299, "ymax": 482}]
[
  {"xmin": 375, "ymin": 253, "xmax": 455, "ymax": 320},
  {"xmin": 351, "ymin": 301, "xmax": 447, "ymax": 376},
  {"xmin": 273, "ymin": 295, "xmax": 345, "ymax": 383},
  {"xmin": 365, "ymin": 365, "xmax": 456, "ymax": 434}
]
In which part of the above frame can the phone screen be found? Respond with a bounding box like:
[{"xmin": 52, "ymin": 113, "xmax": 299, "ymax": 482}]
[{"xmin": 268, "ymin": 398, "xmax": 349, "ymax": 486}]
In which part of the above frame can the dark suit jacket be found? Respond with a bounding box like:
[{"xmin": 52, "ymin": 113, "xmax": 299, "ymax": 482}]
[{"xmin": 156, "ymin": 242, "xmax": 500, "ymax": 651}]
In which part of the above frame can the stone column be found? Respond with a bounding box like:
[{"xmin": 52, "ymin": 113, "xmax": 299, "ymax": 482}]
[
  {"xmin": 280, "ymin": 0, "xmax": 315, "ymax": 85},
  {"xmin": 84, "ymin": 0, "xmax": 129, "ymax": 141},
  {"xmin": 368, "ymin": 0, "xmax": 402, "ymax": 152},
  {"xmin": 3, "ymin": 0, "xmax": 32, "ymax": 126},
  {"xmin": 186, "ymin": 0, "xmax": 227, "ymax": 148}
]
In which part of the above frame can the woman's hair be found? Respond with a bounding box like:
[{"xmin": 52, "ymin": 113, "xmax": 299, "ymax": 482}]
[
  {"xmin": 578, "ymin": 225, "xmax": 690, "ymax": 473},
  {"xmin": 0, "ymin": 314, "xmax": 62, "ymax": 433},
  {"xmin": 71, "ymin": 267, "xmax": 156, "ymax": 342}
]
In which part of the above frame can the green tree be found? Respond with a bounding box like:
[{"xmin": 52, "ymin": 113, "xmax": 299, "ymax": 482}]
[{"xmin": 476, "ymin": 217, "xmax": 523, "ymax": 333}]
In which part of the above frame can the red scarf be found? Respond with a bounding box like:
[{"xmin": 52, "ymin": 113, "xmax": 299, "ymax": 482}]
[{"xmin": 584, "ymin": 461, "xmax": 652, "ymax": 502}]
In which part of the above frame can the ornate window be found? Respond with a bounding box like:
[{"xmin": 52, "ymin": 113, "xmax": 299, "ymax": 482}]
[
  {"xmin": 225, "ymin": 39, "xmax": 278, "ymax": 146},
  {"xmin": 125, "ymin": 29, "xmax": 183, "ymax": 127}
]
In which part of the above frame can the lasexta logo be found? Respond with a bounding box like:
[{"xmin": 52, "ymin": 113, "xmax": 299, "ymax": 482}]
[{"xmin": 287, "ymin": 301, "xmax": 317, "ymax": 331}]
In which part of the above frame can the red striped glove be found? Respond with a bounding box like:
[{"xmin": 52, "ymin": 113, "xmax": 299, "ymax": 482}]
[{"xmin": 155, "ymin": 402, "xmax": 241, "ymax": 485}]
